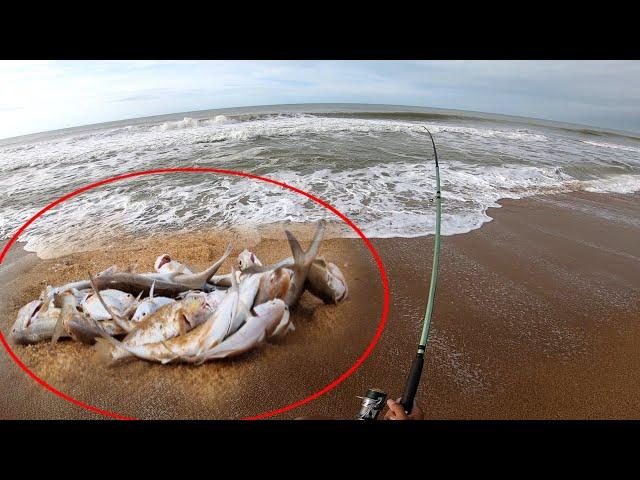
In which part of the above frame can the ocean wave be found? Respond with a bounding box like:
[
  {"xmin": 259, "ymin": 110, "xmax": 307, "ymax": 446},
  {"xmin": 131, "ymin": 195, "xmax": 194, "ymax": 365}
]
[
  {"xmin": 1, "ymin": 111, "xmax": 640, "ymax": 258},
  {"xmin": 582, "ymin": 140, "xmax": 640, "ymax": 153},
  {"xmin": 6, "ymin": 161, "xmax": 639, "ymax": 258}
]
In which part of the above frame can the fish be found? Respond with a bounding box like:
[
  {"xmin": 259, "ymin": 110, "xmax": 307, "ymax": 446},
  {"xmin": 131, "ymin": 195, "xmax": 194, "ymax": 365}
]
[
  {"xmin": 237, "ymin": 249, "xmax": 262, "ymax": 271},
  {"xmin": 10, "ymin": 296, "xmax": 124, "ymax": 345},
  {"xmin": 244, "ymin": 252, "xmax": 347, "ymax": 304},
  {"xmin": 11, "ymin": 300, "xmax": 42, "ymax": 336},
  {"xmin": 90, "ymin": 273, "xmax": 208, "ymax": 297},
  {"xmin": 41, "ymin": 266, "xmax": 118, "ymax": 301},
  {"xmin": 178, "ymin": 289, "xmax": 226, "ymax": 310},
  {"xmin": 131, "ymin": 282, "xmax": 175, "ymax": 322},
  {"xmin": 95, "ymin": 268, "xmax": 242, "ymax": 364},
  {"xmin": 154, "ymin": 254, "xmax": 194, "ymax": 275},
  {"xmin": 95, "ymin": 296, "xmax": 209, "ymax": 365},
  {"xmin": 243, "ymin": 220, "xmax": 326, "ymax": 308},
  {"xmin": 144, "ymin": 243, "xmax": 233, "ymax": 288},
  {"xmin": 81, "ymin": 289, "xmax": 139, "ymax": 321},
  {"xmin": 12, "ymin": 315, "xmax": 63, "ymax": 344},
  {"xmin": 72, "ymin": 245, "xmax": 232, "ymax": 297},
  {"xmin": 199, "ymin": 299, "xmax": 287, "ymax": 360},
  {"xmin": 304, "ymin": 257, "xmax": 348, "ymax": 304},
  {"xmin": 228, "ymin": 271, "xmax": 262, "ymax": 334},
  {"xmin": 53, "ymin": 292, "xmax": 124, "ymax": 344},
  {"xmin": 131, "ymin": 296, "xmax": 175, "ymax": 322},
  {"xmin": 235, "ymin": 250, "xmax": 290, "ymax": 307},
  {"xmin": 253, "ymin": 266, "xmax": 291, "ymax": 306},
  {"xmin": 269, "ymin": 305, "xmax": 294, "ymax": 338},
  {"xmin": 10, "ymin": 300, "xmax": 66, "ymax": 344}
]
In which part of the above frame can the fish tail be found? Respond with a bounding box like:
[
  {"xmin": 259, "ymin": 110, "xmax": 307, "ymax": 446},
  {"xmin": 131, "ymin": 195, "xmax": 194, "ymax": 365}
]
[
  {"xmin": 202, "ymin": 242, "xmax": 234, "ymax": 283},
  {"xmin": 286, "ymin": 219, "xmax": 326, "ymax": 269},
  {"xmin": 305, "ymin": 219, "xmax": 326, "ymax": 266},
  {"xmin": 285, "ymin": 230, "xmax": 305, "ymax": 266}
]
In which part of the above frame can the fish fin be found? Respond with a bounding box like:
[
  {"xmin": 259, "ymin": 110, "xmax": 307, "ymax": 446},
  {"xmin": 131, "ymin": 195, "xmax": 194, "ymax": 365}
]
[
  {"xmin": 230, "ymin": 266, "xmax": 239, "ymax": 293},
  {"xmin": 179, "ymin": 243, "xmax": 234, "ymax": 287},
  {"xmin": 285, "ymin": 230, "xmax": 304, "ymax": 265},
  {"xmin": 238, "ymin": 299, "xmax": 252, "ymax": 320},
  {"xmin": 243, "ymin": 258, "xmax": 295, "ymax": 275},
  {"xmin": 203, "ymin": 242, "xmax": 233, "ymax": 283},
  {"xmin": 88, "ymin": 273, "xmax": 133, "ymax": 332},
  {"xmin": 123, "ymin": 291, "xmax": 144, "ymax": 317},
  {"xmin": 159, "ymin": 340, "xmax": 180, "ymax": 364},
  {"xmin": 229, "ymin": 299, "xmax": 252, "ymax": 338},
  {"xmin": 51, "ymin": 310, "xmax": 67, "ymax": 345},
  {"xmin": 178, "ymin": 314, "xmax": 187, "ymax": 336},
  {"xmin": 40, "ymin": 289, "xmax": 51, "ymax": 313},
  {"xmin": 94, "ymin": 337, "xmax": 116, "ymax": 365}
]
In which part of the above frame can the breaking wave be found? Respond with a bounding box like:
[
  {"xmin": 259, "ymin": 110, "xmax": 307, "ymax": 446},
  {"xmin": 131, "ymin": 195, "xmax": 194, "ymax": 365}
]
[{"xmin": 1, "ymin": 109, "xmax": 639, "ymax": 258}]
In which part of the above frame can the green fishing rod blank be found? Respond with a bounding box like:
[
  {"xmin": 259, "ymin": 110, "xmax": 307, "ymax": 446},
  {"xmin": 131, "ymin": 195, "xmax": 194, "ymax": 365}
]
[{"xmin": 400, "ymin": 127, "xmax": 442, "ymax": 414}]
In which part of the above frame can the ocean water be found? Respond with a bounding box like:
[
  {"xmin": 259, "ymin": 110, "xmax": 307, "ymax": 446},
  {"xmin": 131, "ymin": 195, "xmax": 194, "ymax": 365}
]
[{"xmin": 1, "ymin": 104, "xmax": 639, "ymax": 258}]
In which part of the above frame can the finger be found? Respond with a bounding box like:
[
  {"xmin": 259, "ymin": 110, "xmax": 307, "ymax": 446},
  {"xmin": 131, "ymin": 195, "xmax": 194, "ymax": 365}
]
[
  {"xmin": 386, "ymin": 399, "xmax": 407, "ymax": 419},
  {"xmin": 408, "ymin": 402, "xmax": 425, "ymax": 420},
  {"xmin": 384, "ymin": 399, "xmax": 399, "ymax": 420}
]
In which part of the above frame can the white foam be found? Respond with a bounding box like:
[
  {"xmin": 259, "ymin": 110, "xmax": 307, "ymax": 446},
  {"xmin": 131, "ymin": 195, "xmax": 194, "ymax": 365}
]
[
  {"xmin": 584, "ymin": 174, "xmax": 640, "ymax": 194},
  {"xmin": 158, "ymin": 117, "xmax": 201, "ymax": 131},
  {"xmin": 1, "ymin": 113, "xmax": 639, "ymax": 258},
  {"xmin": 582, "ymin": 140, "xmax": 640, "ymax": 153}
]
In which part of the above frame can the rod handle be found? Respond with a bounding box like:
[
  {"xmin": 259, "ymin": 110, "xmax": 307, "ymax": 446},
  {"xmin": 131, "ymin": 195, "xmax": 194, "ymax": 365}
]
[{"xmin": 400, "ymin": 353, "xmax": 424, "ymax": 415}]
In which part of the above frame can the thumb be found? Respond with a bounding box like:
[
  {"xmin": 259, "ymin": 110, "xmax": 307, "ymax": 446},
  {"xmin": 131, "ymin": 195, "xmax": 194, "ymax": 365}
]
[{"xmin": 385, "ymin": 398, "xmax": 408, "ymax": 420}]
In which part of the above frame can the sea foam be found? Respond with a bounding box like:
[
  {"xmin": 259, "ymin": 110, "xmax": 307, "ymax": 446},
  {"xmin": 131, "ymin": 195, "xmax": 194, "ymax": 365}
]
[{"xmin": 1, "ymin": 112, "xmax": 639, "ymax": 258}]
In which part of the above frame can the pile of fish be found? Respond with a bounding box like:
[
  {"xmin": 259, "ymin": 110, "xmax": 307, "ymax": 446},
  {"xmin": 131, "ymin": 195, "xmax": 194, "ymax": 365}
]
[{"xmin": 10, "ymin": 220, "xmax": 348, "ymax": 365}]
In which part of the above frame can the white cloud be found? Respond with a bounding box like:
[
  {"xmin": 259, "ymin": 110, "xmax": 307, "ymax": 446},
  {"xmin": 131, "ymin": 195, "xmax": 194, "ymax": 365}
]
[{"xmin": 0, "ymin": 60, "xmax": 639, "ymax": 139}]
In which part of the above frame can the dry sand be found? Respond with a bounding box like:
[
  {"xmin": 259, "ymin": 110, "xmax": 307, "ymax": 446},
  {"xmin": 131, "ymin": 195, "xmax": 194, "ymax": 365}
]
[{"xmin": 1, "ymin": 191, "xmax": 640, "ymax": 419}]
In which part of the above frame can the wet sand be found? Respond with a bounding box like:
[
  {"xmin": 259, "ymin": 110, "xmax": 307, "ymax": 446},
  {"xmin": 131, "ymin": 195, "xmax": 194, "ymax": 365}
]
[{"xmin": 1, "ymin": 191, "xmax": 640, "ymax": 419}]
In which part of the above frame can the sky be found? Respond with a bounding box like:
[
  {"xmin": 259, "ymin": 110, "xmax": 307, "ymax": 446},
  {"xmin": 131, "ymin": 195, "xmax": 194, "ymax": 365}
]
[{"xmin": 1, "ymin": 60, "xmax": 639, "ymax": 139}]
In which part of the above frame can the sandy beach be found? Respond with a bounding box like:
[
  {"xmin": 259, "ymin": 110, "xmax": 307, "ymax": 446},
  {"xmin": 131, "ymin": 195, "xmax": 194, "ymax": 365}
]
[{"xmin": 1, "ymin": 191, "xmax": 639, "ymax": 419}]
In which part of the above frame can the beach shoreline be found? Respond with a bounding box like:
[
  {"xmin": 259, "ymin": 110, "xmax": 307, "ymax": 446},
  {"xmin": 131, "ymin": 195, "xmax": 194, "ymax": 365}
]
[{"xmin": 1, "ymin": 190, "xmax": 640, "ymax": 419}]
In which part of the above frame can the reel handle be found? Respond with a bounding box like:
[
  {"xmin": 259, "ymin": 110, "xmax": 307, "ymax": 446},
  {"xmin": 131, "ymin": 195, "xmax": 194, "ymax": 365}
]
[{"xmin": 400, "ymin": 353, "xmax": 424, "ymax": 415}]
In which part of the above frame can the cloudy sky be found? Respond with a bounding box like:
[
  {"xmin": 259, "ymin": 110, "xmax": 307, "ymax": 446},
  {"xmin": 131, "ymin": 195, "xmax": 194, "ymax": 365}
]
[{"xmin": 1, "ymin": 60, "xmax": 639, "ymax": 139}]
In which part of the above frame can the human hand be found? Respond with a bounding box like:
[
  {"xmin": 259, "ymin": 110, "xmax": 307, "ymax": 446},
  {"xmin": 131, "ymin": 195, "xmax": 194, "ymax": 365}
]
[{"xmin": 384, "ymin": 398, "xmax": 425, "ymax": 420}]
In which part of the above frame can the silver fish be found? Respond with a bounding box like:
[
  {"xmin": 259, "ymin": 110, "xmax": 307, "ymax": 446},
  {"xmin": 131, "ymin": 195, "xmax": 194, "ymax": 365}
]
[
  {"xmin": 10, "ymin": 300, "xmax": 65, "ymax": 344},
  {"xmin": 200, "ymin": 299, "xmax": 288, "ymax": 360},
  {"xmin": 53, "ymin": 292, "xmax": 124, "ymax": 344},
  {"xmin": 96, "ymin": 268, "xmax": 241, "ymax": 364},
  {"xmin": 95, "ymin": 296, "xmax": 209, "ymax": 365},
  {"xmin": 243, "ymin": 220, "xmax": 326, "ymax": 308},
  {"xmin": 143, "ymin": 243, "xmax": 232, "ymax": 289}
]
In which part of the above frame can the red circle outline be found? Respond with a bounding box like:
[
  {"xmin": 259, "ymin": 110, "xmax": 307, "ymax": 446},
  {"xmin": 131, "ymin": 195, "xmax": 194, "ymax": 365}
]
[{"xmin": 0, "ymin": 168, "xmax": 390, "ymax": 420}]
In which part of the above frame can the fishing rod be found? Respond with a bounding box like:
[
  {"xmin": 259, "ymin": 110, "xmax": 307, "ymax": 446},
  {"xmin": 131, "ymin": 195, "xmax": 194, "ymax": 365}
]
[
  {"xmin": 399, "ymin": 127, "xmax": 441, "ymax": 415},
  {"xmin": 357, "ymin": 127, "xmax": 442, "ymax": 420}
]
